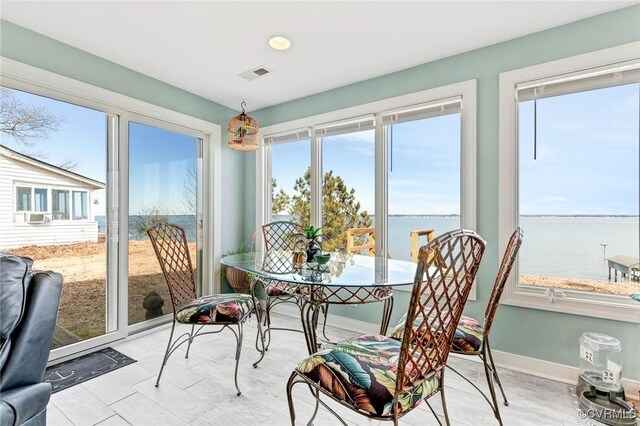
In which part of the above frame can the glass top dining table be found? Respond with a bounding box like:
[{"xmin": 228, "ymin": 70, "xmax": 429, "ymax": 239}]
[
  {"xmin": 220, "ymin": 251, "xmax": 417, "ymax": 288},
  {"xmin": 221, "ymin": 251, "xmax": 418, "ymax": 356}
]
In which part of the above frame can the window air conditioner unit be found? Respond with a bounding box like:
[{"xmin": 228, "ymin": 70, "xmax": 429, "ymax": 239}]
[{"xmin": 28, "ymin": 213, "xmax": 45, "ymax": 224}]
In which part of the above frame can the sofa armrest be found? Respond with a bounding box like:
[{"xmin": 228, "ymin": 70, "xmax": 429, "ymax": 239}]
[
  {"xmin": 0, "ymin": 271, "xmax": 63, "ymax": 390},
  {"xmin": 0, "ymin": 383, "xmax": 51, "ymax": 426}
]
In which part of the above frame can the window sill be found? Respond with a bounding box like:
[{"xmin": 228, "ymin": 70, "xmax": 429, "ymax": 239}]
[{"xmin": 502, "ymin": 288, "xmax": 640, "ymax": 323}]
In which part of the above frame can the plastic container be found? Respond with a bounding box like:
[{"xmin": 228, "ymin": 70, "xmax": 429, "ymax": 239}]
[{"xmin": 579, "ymin": 332, "xmax": 622, "ymax": 391}]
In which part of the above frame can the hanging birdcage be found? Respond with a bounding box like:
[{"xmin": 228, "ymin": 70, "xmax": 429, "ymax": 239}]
[{"xmin": 227, "ymin": 100, "xmax": 259, "ymax": 151}]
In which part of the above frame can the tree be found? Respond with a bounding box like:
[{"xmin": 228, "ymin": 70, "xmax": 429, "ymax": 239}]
[
  {"xmin": 0, "ymin": 88, "xmax": 63, "ymax": 145},
  {"xmin": 271, "ymin": 178, "xmax": 290, "ymax": 216},
  {"xmin": 0, "ymin": 88, "xmax": 79, "ymax": 172},
  {"xmin": 286, "ymin": 167, "xmax": 372, "ymax": 252},
  {"xmin": 134, "ymin": 206, "xmax": 168, "ymax": 239}
]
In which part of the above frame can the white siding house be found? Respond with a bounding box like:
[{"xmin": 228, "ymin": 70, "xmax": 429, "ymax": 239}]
[{"xmin": 0, "ymin": 145, "xmax": 105, "ymax": 249}]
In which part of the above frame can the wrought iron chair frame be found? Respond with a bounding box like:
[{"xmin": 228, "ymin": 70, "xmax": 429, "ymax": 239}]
[
  {"xmin": 286, "ymin": 229, "xmax": 487, "ymax": 425},
  {"xmin": 148, "ymin": 223, "xmax": 261, "ymax": 396},
  {"xmin": 260, "ymin": 221, "xmax": 330, "ymax": 350},
  {"xmin": 446, "ymin": 227, "xmax": 523, "ymax": 425}
]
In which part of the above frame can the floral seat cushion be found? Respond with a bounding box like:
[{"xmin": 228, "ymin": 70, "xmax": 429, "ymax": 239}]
[
  {"xmin": 175, "ymin": 294, "xmax": 253, "ymax": 324},
  {"xmin": 264, "ymin": 280, "xmax": 308, "ymax": 297},
  {"xmin": 389, "ymin": 313, "xmax": 484, "ymax": 353},
  {"xmin": 295, "ymin": 335, "xmax": 439, "ymax": 417}
]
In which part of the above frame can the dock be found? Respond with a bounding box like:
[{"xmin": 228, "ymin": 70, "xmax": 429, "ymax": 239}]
[{"xmin": 607, "ymin": 255, "xmax": 640, "ymax": 282}]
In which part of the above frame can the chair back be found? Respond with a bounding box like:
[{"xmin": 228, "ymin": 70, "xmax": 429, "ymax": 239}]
[
  {"xmin": 147, "ymin": 223, "xmax": 197, "ymax": 310},
  {"xmin": 396, "ymin": 229, "xmax": 486, "ymax": 395},
  {"xmin": 483, "ymin": 227, "xmax": 523, "ymax": 336},
  {"xmin": 262, "ymin": 221, "xmax": 304, "ymax": 251}
]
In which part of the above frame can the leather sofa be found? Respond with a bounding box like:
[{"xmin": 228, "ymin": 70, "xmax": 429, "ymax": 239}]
[{"xmin": 1, "ymin": 254, "xmax": 63, "ymax": 426}]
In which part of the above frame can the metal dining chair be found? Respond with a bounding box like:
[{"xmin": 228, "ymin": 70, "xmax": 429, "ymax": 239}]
[
  {"xmin": 286, "ymin": 229, "xmax": 486, "ymax": 425},
  {"xmin": 446, "ymin": 227, "xmax": 523, "ymax": 424},
  {"xmin": 390, "ymin": 227, "xmax": 523, "ymax": 424},
  {"xmin": 260, "ymin": 221, "xmax": 330, "ymax": 349},
  {"xmin": 147, "ymin": 223, "xmax": 255, "ymax": 396}
]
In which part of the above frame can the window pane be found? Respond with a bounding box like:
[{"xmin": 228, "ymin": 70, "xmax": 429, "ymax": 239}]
[
  {"xmin": 52, "ymin": 190, "xmax": 69, "ymax": 220},
  {"xmin": 128, "ymin": 121, "xmax": 199, "ymax": 326},
  {"xmin": 72, "ymin": 191, "xmax": 88, "ymax": 220},
  {"xmin": 270, "ymin": 139, "xmax": 311, "ymax": 224},
  {"xmin": 16, "ymin": 187, "xmax": 31, "ymax": 211},
  {"xmin": 322, "ymin": 130, "xmax": 374, "ymax": 252},
  {"xmin": 387, "ymin": 113, "xmax": 461, "ymax": 261},
  {"xmin": 34, "ymin": 188, "xmax": 48, "ymax": 212},
  {"xmin": 0, "ymin": 86, "xmax": 109, "ymax": 349},
  {"xmin": 518, "ymin": 84, "xmax": 640, "ymax": 296}
]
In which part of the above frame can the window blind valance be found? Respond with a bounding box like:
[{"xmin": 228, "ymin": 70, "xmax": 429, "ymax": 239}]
[
  {"xmin": 263, "ymin": 128, "xmax": 310, "ymax": 145},
  {"xmin": 382, "ymin": 96, "xmax": 462, "ymax": 125},
  {"xmin": 517, "ymin": 60, "xmax": 640, "ymax": 101},
  {"xmin": 314, "ymin": 115, "xmax": 376, "ymax": 137}
]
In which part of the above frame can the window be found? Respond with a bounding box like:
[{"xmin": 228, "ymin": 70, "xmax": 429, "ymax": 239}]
[
  {"xmin": 52, "ymin": 189, "xmax": 70, "ymax": 220},
  {"xmin": 385, "ymin": 98, "xmax": 462, "ymax": 261},
  {"xmin": 259, "ymin": 80, "xmax": 477, "ymax": 278},
  {"xmin": 499, "ymin": 43, "xmax": 640, "ymax": 322},
  {"xmin": 2, "ymin": 59, "xmax": 220, "ymax": 363},
  {"xmin": 72, "ymin": 191, "xmax": 88, "ymax": 220},
  {"xmin": 34, "ymin": 188, "xmax": 48, "ymax": 212},
  {"xmin": 267, "ymin": 129, "xmax": 311, "ymax": 224},
  {"xmin": 128, "ymin": 120, "xmax": 203, "ymax": 327},
  {"xmin": 16, "ymin": 186, "xmax": 31, "ymax": 211},
  {"xmin": 319, "ymin": 117, "xmax": 374, "ymax": 252}
]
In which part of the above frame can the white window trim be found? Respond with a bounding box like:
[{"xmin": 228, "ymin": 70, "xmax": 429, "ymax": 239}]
[
  {"xmin": 14, "ymin": 182, "xmax": 93, "ymax": 221},
  {"xmin": 256, "ymin": 79, "xmax": 477, "ymax": 296},
  {"xmin": 1, "ymin": 57, "xmax": 222, "ymax": 360},
  {"xmin": 498, "ymin": 42, "xmax": 640, "ymax": 323}
]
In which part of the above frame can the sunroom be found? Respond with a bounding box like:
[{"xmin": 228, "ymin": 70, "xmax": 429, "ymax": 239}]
[{"xmin": 0, "ymin": 2, "xmax": 638, "ymax": 426}]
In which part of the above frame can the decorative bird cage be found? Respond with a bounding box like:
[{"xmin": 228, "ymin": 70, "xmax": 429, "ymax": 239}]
[{"xmin": 227, "ymin": 100, "xmax": 259, "ymax": 151}]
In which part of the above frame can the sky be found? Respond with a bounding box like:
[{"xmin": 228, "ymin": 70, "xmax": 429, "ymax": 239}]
[
  {"xmin": 273, "ymin": 83, "xmax": 639, "ymax": 216},
  {"xmin": 2, "ymin": 83, "xmax": 639, "ymax": 219},
  {"xmin": 272, "ymin": 113, "xmax": 461, "ymax": 216},
  {"xmin": 1, "ymin": 87, "xmax": 197, "ymax": 216},
  {"xmin": 519, "ymin": 83, "xmax": 639, "ymax": 216}
]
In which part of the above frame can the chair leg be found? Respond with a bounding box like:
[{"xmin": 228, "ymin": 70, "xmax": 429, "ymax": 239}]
[
  {"xmin": 184, "ymin": 324, "xmax": 195, "ymax": 359},
  {"xmin": 286, "ymin": 373, "xmax": 298, "ymax": 426},
  {"xmin": 155, "ymin": 320, "xmax": 176, "ymax": 387},
  {"xmin": 264, "ymin": 298, "xmax": 273, "ymax": 351},
  {"xmin": 440, "ymin": 371, "xmax": 451, "ymax": 426},
  {"xmin": 486, "ymin": 340, "xmax": 509, "ymax": 406},
  {"xmin": 482, "ymin": 346, "xmax": 504, "ymax": 425},
  {"xmin": 234, "ymin": 322, "xmax": 244, "ymax": 396},
  {"xmin": 320, "ymin": 304, "xmax": 330, "ymax": 342},
  {"xmin": 306, "ymin": 386, "xmax": 320, "ymax": 426}
]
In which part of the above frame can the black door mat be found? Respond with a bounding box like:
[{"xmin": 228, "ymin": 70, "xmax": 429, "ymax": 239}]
[{"xmin": 45, "ymin": 347, "xmax": 136, "ymax": 393}]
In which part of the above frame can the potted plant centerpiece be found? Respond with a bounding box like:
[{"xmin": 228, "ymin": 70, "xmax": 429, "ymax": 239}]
[{"xmin": 294, "ymin": 225, "xmax": 323, "ymax": 263}]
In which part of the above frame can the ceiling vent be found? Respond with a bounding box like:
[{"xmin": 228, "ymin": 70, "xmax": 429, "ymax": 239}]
[{"xmin": 239, "ymin": 66, "xmax": 272, "ymax": 81}]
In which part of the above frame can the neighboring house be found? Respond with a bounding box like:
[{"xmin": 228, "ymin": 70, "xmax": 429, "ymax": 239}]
[{"xmin": 0, "ymin": 145, "xmax": 105, "ymax": 249}]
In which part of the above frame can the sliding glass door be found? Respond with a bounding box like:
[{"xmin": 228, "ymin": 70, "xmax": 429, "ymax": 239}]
[
  {"xmin": 0, "ymin": 87, "xmax": 114, "ymax": 349},
  {"xmin": 127, "ymin": 120, "xmax": 203, "ymax": 326}
]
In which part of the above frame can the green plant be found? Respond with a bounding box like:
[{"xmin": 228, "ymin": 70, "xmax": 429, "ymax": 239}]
[{"xmin": 294, "ymin": 225, "xmax": 322, "ymax": 262}]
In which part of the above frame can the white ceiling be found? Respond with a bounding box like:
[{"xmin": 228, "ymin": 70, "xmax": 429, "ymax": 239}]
[{"xmin": 0, "ymin": 1, "xmax": 634, "ymax": 111}]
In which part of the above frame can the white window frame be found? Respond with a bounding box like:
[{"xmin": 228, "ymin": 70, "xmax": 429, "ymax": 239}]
[
  {"xmin": 257, "ymin": 79, "xmax": 477, "ymax": 295},
  {"xmin": 1, "ymin": 56, "xmax": 222, "ymax": 360},
  {"xmin": 14, "ymin": 185, "xmax": 33, "ymax": 212},
  {"xmin": 498, "ymin": 42, "xmax": 640, "ymax": 323}
]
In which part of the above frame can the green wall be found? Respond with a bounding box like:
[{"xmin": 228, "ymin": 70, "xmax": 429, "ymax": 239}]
[
  {"xmin": 0, "ymin": 19, "xmax": 246, "ymax": 257},
  {"xmin": 247, "ymin": 6, "xmax": 640, "ymax": 379},
  {"xmin": 1, "ymin": 6, "xmax": 639, "ymax": 379}
]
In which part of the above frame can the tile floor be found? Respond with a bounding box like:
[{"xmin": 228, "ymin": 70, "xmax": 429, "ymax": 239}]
[{"xmin": 47, "ymin": 313, "xmax": 584, "ymax": 425}]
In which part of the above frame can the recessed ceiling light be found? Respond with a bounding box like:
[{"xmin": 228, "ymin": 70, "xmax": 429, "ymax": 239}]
[{"xmin": 269, "ymin": 36, "xmax": 291, "ymax": 51}]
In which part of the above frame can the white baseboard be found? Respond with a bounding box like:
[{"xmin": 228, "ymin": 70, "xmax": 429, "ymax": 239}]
[{"xmin": 271, "ymin": 304, "xmax": 640, "ymax": 401}]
